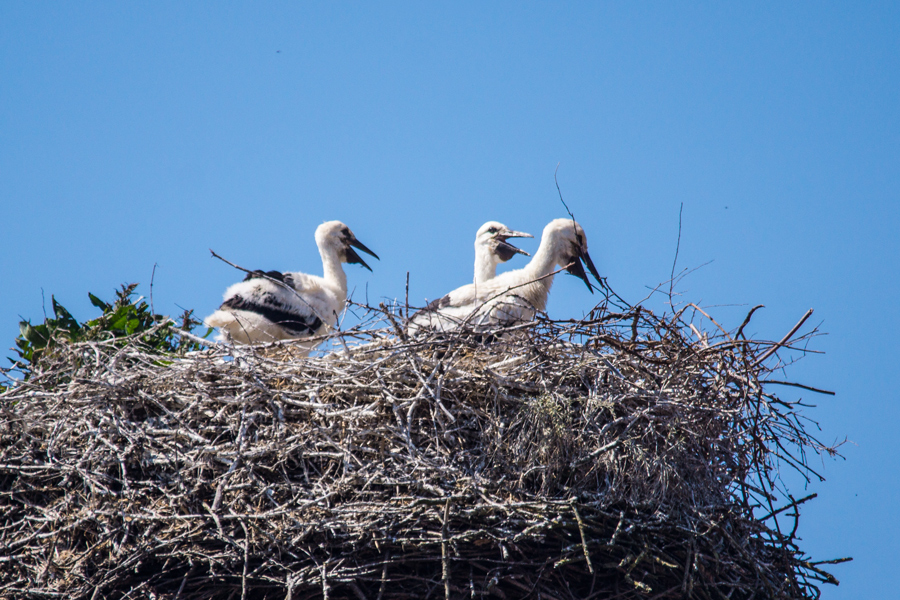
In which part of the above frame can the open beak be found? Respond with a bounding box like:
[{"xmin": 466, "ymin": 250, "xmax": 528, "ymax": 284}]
[
  {"xmin": 501, "ymin": 229, "xmax": 533, "ymax": 241},
  {"xmin": 495, "ymin": 229, "xmax": 533, "ymax": 262},
  {"xmin": 345, "ymin": 237, "xmax": 380, "ymax": 272},
  {"xmin": 565, "ymin": 248, "xmax": 602, "ymax": 293},
  {"xmin": 497, "ymin": 229, "xmax": 534, "ymax": 262}
]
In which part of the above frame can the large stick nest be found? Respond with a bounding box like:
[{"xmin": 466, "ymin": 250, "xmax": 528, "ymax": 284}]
[{"xmin": 0, "ymin": 301, "xmax": 844, "ymax": 599}]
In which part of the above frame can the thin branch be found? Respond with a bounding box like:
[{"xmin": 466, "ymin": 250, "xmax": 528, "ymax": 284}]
[
  {"xmin": 150, "ymin": 263, "xmax": 158, "ymax": 319},
  {"xmin": 669, "ymin": 203, "xmax": 684, "ymax": 307},
  {"xmin": 752, "ymin": 309, "xmax": 814, "ymax": 367}
]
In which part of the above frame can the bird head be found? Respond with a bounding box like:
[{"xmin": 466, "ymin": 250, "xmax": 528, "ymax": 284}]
[
  {"xmin": 316, "ymin": 221, "xmax": 380, "ymax": 271},
  {"xmin": 545, "ymin": 218, "xmax": 602, "ymax": 293},
  {"xmin": 475, "ymin": 221, "xmax": 533, "ymax": 263}
]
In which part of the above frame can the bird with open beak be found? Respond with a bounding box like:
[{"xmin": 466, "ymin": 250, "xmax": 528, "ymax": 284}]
[
  {"xmin": 473, "ymin": 221, "xmax": 533, "ymax": 285},
  {"xmin": 410, "ymin": 218, "xmax": 602, "ymax": 333}
]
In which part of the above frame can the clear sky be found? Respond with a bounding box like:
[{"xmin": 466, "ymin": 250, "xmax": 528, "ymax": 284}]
[{"xmin": 2, "ymin": 3, "xmax": 897, "ymax": 597}]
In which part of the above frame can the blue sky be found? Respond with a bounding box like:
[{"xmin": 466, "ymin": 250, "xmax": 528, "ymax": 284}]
[{"xmin": 2, "ymin": 3, "xmax": 898, "ymax": 597}]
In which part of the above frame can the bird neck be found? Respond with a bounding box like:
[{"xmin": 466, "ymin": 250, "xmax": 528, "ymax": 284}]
[
  {"xmin": 473, "ymin": 251, "xmax": 498, "ymax": 284},
  {"xmin": 524, "ymin": 233, "xmax": 560, "ymax": 280},
  {"xmin": 320, "ymin": 248, "xmax": 348, "ymax": 298},
  {"xmin": 509, "ymin": 234, "xmax": 559, "ymax": 311}
]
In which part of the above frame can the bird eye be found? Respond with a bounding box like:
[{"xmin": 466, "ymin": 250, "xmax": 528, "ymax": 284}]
[{"xmin": 487, "ymin": 227, "xmax": 498, "ymax": 234}]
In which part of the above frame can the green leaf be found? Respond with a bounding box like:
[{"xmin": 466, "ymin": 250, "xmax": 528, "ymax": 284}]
[
  {"xmin": 20, "ymin": 322, "xmax": 50, "ymax": 348},
  {"xmin": 88, "ymin": 293, "xmax": 110, "ymax": 311},
  {"xmin": 51, "ymin": 297, "xmax": 79, "ymax": 332},
  {"xmin": 11, "ymin": 282, "xmax": 208, "ymax": 379},
  {"xmin": 126, "ymin": 318, "xmax": 140, "ymax": 335}
]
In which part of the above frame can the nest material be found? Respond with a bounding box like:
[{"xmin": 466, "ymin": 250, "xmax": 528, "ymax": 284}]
[{"xmin": 0, "ymin": 303, "xmax": 844, "ymax": 599}]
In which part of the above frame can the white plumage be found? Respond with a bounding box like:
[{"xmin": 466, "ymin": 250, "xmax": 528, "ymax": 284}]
[
  {"xmin": 411, "ymin": 218, "xmax": 601, "ymax": 333},
  {"xmin": 472, "ymin": 221, "xmax": 533, "ymax": 284},
  {"xmin": 205, "ymin": 221, "xmax": 378, "ymax": 353}
]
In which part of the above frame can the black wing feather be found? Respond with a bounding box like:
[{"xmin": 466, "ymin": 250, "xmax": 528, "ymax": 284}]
[
  {"xmin": 242, "ymin": 270, "xmax": 287, "ymax": 283},
  {"xmin": 222, "ymin": 292, "xmax": 321, "ymax": 336},
  {"xmin": 424, "ymin": 294, "xmax": 452, "ymax": 312}
]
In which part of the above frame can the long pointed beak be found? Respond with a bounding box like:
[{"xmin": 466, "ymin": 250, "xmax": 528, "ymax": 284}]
[
  {"xmin": 565, "ymin": 248, "xmax": 603, "ymax": 293},
  {"xmin": 346, "ymin": 237, "xmax": 380, "ymax": 272},
  {"xmin": 495, "ymin": 239, "xmax": 530, "ymax": 262},
  {"xmin": 500, "ymin": 229, "xmax": 533, "ymax": 240},
  {"xmin": 494, "ymin": 229, "xmax": 533, "ymax": 262},
  {"xmin": 581, "ymin": 248, "xmax": 602, "ymax": 284},
  {"xmin": 565, "ymin": 256, "xmax": 594, "ymax": 293}
]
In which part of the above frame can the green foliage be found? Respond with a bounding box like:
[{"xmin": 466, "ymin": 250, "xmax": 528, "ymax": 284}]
[{"xmin": 9, "ymin": 283, "xmax": 210, "ymax": 379}]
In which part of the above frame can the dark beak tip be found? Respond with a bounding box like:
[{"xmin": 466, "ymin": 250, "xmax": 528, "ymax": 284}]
[
  {"xmin": 357, "ymin": 254, "xmax": 373, "ymax": 271},
  {"xmin": 565, "ymin": 256, "xmax": 593, "ymax": 292},
  {"xmin": 345, "ymin": 246, "xmax": 375, "ymax": 271},
  {"xmin": 581, "ymin": 250, "xmax": 602, "ymax": 284},
  {"xmin": 350, "ymin": 238, "xmax": 379, "ymax": 260},
  {"xmin": 496, "ymin": 239, "xmax": 530, "ymax": 262}
]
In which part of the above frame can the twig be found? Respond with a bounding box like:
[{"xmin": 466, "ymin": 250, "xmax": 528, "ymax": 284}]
[
  {"xmin": 240, "ymin": 520, "xmax": 250, "ymax": 600},
  {"xmin": 736, "ymin": 305, "xmax": 765, "ymax": 339},
  {"xmin": 759, "ymin": 493, "xmax": 818, "ymax": 522},
  {"xmin": 764, "ymin": 380, "xmax": 835, "ymax": 395},
  {"xmin": 669, "ymin": 203, "xmax": 684, "ymax": 306},
  {"xmin": 554, "ymin": 162, "xmax": 575, "ymax": 221},
  {"xmin": 571, "ymin": 501, "xmax": 594, "ymax": 574},
  {"xmin": 442, "ymin": 499, "xmax": 452, "ymax": 600},
  {"xmin": 376, "ymin": 553, "xmax": 389, "ymax": 600},
  {"xmin": 150, "ymin": 263, "xmax": 158, "ymax": 319},
  {"xmin": 752, "ymin": 309, "xmax": 814, "ymax": 367}
]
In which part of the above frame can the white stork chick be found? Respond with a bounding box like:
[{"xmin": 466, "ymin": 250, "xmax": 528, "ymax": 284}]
[
  {"xmin": 473, "ymin": 221, "xmax": 533, "ymax": 285},
  {"xmin": 411, "ymin": 218, "xmax": 601, "ymax": 333},
  {"xmin": 205, "ymin": 221, "xmax": 378, "ymax": 353}
]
